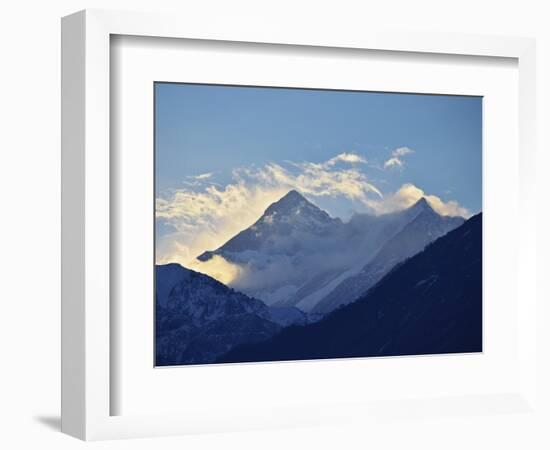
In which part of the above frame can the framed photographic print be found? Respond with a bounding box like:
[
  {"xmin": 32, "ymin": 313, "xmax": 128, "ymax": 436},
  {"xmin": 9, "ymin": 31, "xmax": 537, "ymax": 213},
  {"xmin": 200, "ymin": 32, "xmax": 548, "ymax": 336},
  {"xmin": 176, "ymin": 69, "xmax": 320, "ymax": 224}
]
[
  {"xmin": 153, "ymin": 82, "xmax": 482, "ymax": 367},
  {"xmin": 61, "ymin": 9, "xmax": 538, "ymax": 441}
]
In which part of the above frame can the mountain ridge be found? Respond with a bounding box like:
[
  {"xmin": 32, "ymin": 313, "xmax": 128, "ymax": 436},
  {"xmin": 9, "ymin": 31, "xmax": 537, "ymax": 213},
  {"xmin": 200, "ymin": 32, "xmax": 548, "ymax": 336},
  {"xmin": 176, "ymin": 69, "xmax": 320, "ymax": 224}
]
[
  {"xmin": 216, "ymin": 213, "xmax": 482, "ymax": 364},
  {"xmin": 308, "ymin": 199, "xmax": 465, "ymax": 313},
  {"xmin": 155, "ymin": 263, "xmax": 307, "ymax": 366},
  {"xmin": 194, "ymin": 190, "xmax": 466, "ymax": 313},
  {"xmin": 197, "ymin": 190, "xmax": 340, "ymax": 261},
  {"xmin": 155, "ymin": 263, "xmax": 278, "ymax": 365}
]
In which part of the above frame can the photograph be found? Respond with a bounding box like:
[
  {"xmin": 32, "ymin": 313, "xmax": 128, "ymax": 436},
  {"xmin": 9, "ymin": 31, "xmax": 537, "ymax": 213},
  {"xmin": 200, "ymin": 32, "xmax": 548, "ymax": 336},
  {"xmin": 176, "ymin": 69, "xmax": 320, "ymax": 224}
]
[
  {"xmin": 2, "ymin": 2, "xmax": 541, "ymax": 446},
  {"xmin": 154, "ymin": 83, "xmax": 483, "ymax": 366}
]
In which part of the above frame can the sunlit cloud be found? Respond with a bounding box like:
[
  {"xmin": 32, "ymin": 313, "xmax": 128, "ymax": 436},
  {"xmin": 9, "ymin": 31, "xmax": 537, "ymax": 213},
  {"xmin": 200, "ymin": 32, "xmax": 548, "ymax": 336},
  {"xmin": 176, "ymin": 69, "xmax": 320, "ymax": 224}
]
[
  {"xmin": 156, "ymin": 182, "xmax": 288, "ymax": 265},
  {"xmin": 325, "ymin": 152, "xmax": 367, "ymax": 166},
  {"xmin": 367, "ymin": 183, "xmax": 471, "ymax": 218},
  {"xmin": 156, "ymin": 152, "xmax": 469, "ymax": 268},
  {"xmin": 384, "ymin": 146, "xmax": 414, "ymax": 169},
  {"xmin": 182, "ymin": 172, "xmax": 218, "ymax": 187},
  {"xmin": 190, "ymin": 172, "xmax": 214, "ymax": 180},
  {"xmin": 383, "ymin": 157, "xmax": 403, "ymax": 169},
  {"xmin": 393, "ymin": 147, "xmax": 414, "ymax": 157},
  {"xmin": 187, "ymin": 254, "xmax": 244, "ymax": 285},
  {"xmin": 156, "ymin": 152, "xmax": 380, "ymax": 265},
  {"xmin": 275, "ymin": 160, "xmax": 382, "ymax": 200}
]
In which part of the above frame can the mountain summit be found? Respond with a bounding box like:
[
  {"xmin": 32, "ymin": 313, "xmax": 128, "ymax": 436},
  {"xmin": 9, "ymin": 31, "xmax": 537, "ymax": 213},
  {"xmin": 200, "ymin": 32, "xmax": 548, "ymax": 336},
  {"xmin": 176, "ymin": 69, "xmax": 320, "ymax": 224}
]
[
  {"xmin": 410, "ymin": 196, "xmax": 431, "ymax": 212},
  {"xmin": 264, "ymin": 190, "xmax": 329, "ymax": 219},
  {"xmin": 309, "ymin": 198, "xmax": 464, "ymax": 313},
  {"xmin": 197, "ymin": 190, "xmax": 465, "ymax": 311},
  {"xmin": 198, "ymin": 190, "xmax": 341, "ymax": 259},
  {"xmin": 196, "ymin": 191, "xmax": 343, "ymax": 304},
  {"xmin": 260, "ymin": 190, "xmax": 341, "ymax": 230},
  {"xmin": 400, "ymin": 197, "xmax": 438, "ymax": 222},
  {"xmin": 264, "ymin": 189, "xmax": 305, "ymax": 213}
]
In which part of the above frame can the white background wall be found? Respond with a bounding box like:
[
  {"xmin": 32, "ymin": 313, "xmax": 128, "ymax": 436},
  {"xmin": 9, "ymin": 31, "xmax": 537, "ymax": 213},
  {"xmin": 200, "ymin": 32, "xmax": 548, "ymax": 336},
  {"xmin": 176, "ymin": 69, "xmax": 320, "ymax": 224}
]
[{"xmin": 0, "ymin": 1, "xmax": 548, "ymax": 449}]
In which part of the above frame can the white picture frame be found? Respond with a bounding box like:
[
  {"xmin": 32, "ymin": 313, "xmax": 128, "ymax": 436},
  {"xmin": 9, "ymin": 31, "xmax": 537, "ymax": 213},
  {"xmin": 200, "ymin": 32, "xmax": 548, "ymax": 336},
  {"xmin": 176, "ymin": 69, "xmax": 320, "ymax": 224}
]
[{"xmin": 61, "ymin": 9, "xmax": 538, "ymax": 441}]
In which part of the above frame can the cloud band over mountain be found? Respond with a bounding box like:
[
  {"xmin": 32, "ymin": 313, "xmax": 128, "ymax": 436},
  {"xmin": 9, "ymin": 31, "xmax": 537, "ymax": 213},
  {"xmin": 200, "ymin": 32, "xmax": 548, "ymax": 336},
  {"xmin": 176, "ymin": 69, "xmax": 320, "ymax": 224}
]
[{"xmin": 156, "ymin": 152, "xmax": 470, "ymax": 266}]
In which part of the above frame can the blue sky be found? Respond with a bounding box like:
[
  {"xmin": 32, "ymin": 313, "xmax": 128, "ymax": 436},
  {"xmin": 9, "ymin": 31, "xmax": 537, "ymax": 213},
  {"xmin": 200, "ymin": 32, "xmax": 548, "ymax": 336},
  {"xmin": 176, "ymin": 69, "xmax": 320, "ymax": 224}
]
[{"xmin": 155, "ymin": 82, "xmax": 482, "ymax": 264}]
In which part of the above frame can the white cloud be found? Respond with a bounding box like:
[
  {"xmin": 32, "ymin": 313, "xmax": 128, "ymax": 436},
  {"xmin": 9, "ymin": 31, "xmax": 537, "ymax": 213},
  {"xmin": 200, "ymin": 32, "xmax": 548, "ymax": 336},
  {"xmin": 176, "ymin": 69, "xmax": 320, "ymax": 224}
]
[
  {"xmin": 325, "ymin": 152, "xmax": 367, "ymax": 166},
  {"xmin": 178, "ymin": 182, "xmax": 470, "ymax": 301},
  {"xmin": 279, "ymin": 159, "xmax": 382, "ymax": 200},
  {"xmin": 156, "ymin": 152, "xmax": 470, "ymax": 269},
  {"xmin": 383, "ymin": 157, "xmax": 403, "ymax": 169},
  {"xmin": 156, "ymin": 182, "xmax": 288, "ymax": 265},
  {"xmin": 156, "ymin": 153, "xmax": 381, "ymax": 265},
  {"xmin": 384, "ymin": 146, "xmax": 414, "ymax": 169},
  {"xmin": 187, "ymin": 254, "xmax": 245, "ymax": 285},
  {"xmin": 190, "ymin": 172, "xmax": 214, "ymax": 180},
  {"xmin": 393, "ymin": 147, "xmax": 414, "ymax": 157},
  {"xmin": 182, "ymin": 172, "xmax": 217, "ymax": 187},
  {"xmin": 367, "ymin": 183, "xmax": 471, "ymax": 218}
]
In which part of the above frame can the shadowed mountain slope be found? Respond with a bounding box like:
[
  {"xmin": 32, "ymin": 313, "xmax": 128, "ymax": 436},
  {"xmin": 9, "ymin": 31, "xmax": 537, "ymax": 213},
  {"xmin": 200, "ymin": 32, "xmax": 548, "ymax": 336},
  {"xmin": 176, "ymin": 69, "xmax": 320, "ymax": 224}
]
[
  {"xmin": 155, "ymin": 264, "xmax": 306, "ymax": 365},
  {"xmin": 155, "ymin": 264, "xmax": 279, "ymax": 366},
  {"xmin": 310, "ymin": 198, "xmax": 464, "ymax": 314},
  {"xmin": 217, "ymin": 213, "xmax": 482, "ymax": 364}
]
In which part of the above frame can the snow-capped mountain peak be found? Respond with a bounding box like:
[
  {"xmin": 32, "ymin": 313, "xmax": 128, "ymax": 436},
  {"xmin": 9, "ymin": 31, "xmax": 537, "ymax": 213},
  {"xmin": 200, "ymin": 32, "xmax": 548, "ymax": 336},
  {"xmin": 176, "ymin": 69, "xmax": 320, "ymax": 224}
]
[
  {"xmin": 404, "ymin": 197, "xmax": 439, "ymax": 221},
  {"xmin": 411, "ymin": 196, "xmax": 431, "ymax": 211},
  {"xmin": 196, "ymin": 190, "xmax": 464, "ymax": 312},
  {"xmin": 264, "ymin": 189, "xmax": 306, "ymax": 213},
  {"xmin": 309, "ymin": 198, "xmax": 465, "ymax": 314},
  {"xmin": 198, "ymin": 191, "xmax": 341, "ymax": 260},
  {"xmin": 261, "ymin": 190, "xmax": 339, "ymax": 227}
]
